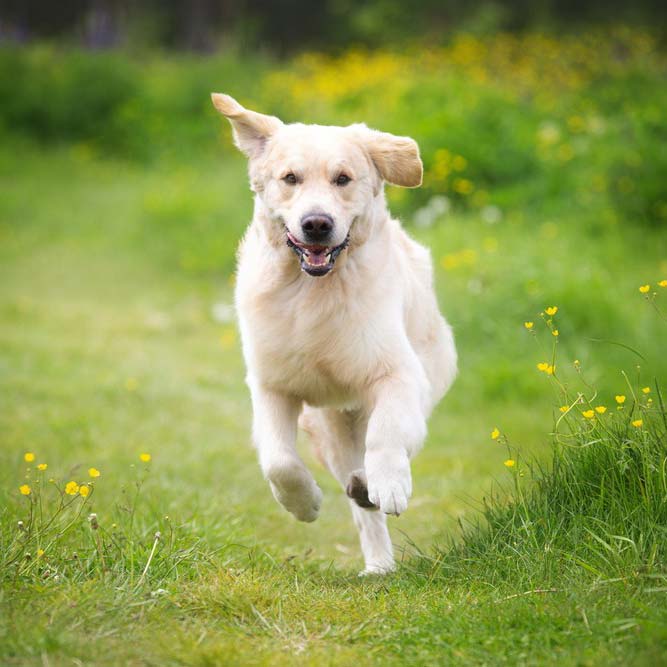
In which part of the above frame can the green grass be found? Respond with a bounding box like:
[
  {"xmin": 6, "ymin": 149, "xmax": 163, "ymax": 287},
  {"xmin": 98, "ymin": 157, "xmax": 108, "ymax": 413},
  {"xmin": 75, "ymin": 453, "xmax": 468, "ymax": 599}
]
[
  {"xmin": 2, "ymin": 31, "xmax": 667, "ymax": 662},
  {"xmin": 1, "ymin": 139, "xmax": 666, "ymax": 665}
]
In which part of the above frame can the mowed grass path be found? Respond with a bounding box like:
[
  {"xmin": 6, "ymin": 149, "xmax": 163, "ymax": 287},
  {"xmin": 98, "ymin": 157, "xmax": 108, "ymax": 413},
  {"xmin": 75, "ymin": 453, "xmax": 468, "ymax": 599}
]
[{"xmin": 1, "ymin": 147, "xmax": 666, "ymax": 665}]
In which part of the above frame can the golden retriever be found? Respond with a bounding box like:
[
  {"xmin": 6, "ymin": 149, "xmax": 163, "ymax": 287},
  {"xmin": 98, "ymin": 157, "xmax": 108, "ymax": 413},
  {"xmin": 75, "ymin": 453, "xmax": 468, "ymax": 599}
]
[{"xmin": 211, "ymin": 93, "xmax": 457, "ymax": 574}]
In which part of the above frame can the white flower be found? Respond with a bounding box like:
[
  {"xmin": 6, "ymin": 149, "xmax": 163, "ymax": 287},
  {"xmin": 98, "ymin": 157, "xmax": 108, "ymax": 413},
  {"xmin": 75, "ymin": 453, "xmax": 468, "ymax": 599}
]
[{"xmin": 211, "ymin": 302, "xmax": 236, "ymax": 323}]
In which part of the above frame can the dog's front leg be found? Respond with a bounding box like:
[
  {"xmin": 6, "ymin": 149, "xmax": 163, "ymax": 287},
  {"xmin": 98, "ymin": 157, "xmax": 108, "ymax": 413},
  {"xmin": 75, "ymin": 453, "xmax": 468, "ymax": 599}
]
[
  {"xmin": 249, "ymin": 382, "xmax": 322, "ymax": 522},
  {"xmin": 365, "ymin": 374, "xmax": 427, "ymax": 516}
]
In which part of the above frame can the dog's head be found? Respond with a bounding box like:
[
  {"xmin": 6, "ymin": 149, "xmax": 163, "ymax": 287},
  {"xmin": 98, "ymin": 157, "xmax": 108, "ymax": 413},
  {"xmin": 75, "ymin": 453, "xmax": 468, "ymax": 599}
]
[{"xmin": 211, "ymin": 93, "xmax": 422, "ymax": 277}]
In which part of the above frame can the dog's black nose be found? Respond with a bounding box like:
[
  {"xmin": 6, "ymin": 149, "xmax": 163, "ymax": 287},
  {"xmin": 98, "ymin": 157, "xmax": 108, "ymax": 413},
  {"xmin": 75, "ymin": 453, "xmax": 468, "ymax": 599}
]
[{"xmin": 301, "ymin": 214, "xmax": 333, "ymax": 242}]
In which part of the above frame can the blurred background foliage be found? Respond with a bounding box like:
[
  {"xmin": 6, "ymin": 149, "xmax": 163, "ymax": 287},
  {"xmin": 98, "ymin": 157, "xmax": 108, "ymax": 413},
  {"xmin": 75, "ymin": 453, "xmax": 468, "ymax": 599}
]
[
  {"xmin": 1, "ymin": 22, "xmax": 666, "ymax": 227},
  {"xmin": 2, "ymin": 0, "xmax": 667, "ymax": 52},
  {"xmin": 0, "ymin": 0, "xmax": 664, "ymax": 411},
  {"xmin": 1, "ymin": 2, "xmax": 667, "ymax": 401}
]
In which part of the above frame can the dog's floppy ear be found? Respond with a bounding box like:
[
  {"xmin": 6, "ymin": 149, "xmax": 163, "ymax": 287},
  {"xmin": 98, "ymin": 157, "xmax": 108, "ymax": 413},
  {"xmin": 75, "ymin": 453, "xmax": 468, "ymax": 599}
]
[
  {"xmin": 355, "ymin": 125, "xmax": 423, "ymax": 189},
  {"xmin": 211, "ymin": 93, "xmax": 283, "ymax": 159}
]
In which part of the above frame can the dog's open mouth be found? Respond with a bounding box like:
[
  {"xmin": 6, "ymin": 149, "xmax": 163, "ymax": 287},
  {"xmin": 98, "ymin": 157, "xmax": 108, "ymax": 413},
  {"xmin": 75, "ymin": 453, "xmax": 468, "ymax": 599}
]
[{"xmin": 286, "ymin": 231, "xmax": 349, "ymax": 277}]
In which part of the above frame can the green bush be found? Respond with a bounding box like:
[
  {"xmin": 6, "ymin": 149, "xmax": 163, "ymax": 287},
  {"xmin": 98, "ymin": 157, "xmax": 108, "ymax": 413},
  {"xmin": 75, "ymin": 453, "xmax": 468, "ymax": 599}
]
[
  {"xmin": 0, "ymin": 47, "xmax": 138, "ymax": 147},
  {"xmin": 1, "ymin": 30, "xmax": 666, "ymax": 224}
]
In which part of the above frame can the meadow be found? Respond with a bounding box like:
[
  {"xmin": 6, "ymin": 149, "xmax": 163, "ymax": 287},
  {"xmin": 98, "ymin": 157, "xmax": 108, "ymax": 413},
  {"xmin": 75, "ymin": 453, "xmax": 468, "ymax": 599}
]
[{"xmin": 1, "ymin": 28, "xmax": 667, "ymax": 665}]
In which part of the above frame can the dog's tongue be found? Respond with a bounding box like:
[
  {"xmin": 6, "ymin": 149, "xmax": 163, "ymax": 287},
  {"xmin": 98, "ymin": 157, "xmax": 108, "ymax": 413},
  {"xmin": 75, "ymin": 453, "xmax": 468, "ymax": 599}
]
[{"xmin": 305, "ymin": 248, "xmax": 328, "ymax": 266}]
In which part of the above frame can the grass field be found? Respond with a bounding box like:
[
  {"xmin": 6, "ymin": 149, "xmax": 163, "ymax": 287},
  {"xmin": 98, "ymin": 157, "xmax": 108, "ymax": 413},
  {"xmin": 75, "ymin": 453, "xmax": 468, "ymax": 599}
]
[{"xmin": 2, "ymin": 31, "xmax": 667, "ymax": 665}]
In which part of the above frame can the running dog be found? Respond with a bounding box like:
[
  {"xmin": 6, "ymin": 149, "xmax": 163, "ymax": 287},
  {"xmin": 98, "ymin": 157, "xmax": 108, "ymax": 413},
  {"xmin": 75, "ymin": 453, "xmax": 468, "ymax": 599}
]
[{"xmin": 211, "ymin": 93, "xmax": 457, "ymax": 574}]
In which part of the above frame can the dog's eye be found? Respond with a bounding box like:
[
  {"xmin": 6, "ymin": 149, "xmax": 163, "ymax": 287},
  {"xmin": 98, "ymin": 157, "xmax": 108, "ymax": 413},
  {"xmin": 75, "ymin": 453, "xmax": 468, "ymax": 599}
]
[
  {"xmin": 335, "ymin": 174, "xmax": 351, "ymax": 187},
  {"xmin": 282, "ymin": 173, "xmax": 298, "ymax": 185}
]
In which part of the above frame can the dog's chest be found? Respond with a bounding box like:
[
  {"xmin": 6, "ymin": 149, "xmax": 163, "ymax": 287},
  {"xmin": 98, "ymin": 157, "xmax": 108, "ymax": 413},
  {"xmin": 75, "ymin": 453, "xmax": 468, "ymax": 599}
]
[
  {"xmin": 245, "ymin": 289, "xmax": 383, "ymax": 406},
  {"xmin": 262, "ymin": 346, "xmax": 353, "ymax": 406}
]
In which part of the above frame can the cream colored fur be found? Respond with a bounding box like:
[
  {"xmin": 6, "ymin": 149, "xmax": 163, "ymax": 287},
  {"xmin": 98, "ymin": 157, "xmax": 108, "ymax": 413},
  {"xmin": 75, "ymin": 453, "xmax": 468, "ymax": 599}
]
[{"xmin": 212, "ymin": 93, "xmax": 457, "ymax": 575}]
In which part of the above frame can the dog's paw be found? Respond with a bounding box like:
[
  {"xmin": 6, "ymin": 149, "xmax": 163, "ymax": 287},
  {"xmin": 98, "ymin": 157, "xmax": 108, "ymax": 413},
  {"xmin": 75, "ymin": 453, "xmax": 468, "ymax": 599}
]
[
  {"xmin": 365, "ymin": 450, "xmax": 412, "ymax": 516},
  {"xmin": 345, "ymin": 469, "xmax": 378, "ymax": 509},
  {"xmin": 358, "ymin": 561, "xmax": 396, "ymax": 577},
  {"xmin": 266, "ymin": 461, "xmax": 322, "ymax": 523}
]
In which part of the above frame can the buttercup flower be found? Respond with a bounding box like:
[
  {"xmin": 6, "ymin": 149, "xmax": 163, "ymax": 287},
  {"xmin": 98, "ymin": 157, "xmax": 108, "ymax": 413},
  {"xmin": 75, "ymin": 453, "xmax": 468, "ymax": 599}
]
[
  {"xmin": 19, "ymin": 484, "xmax": 31, "ymax": 496},
  {"xmin": 658, "ymin": 279, "xmax": 667, "ymax": 288},
  {"xmin": 639, "ymin": 284, "xmax": 650, "ymax": 294},
  {"xmin": 615, "ymin": 395, "xmax": 626, "ymax": 404},
  {"xmin": 582, "ymin": 410, "xmax": 595, "ymax": 419},
  {"xmin": 545, "ymin": 306, "xmax": 558, "ymax": 316},
  {"xmin": 37, "ymin": 463, "xmax": 48, "ymax": 471},
  {"xmin": 632, "ymin": 419, "xmax": 643, "ymax": 428},
  {"xmin": 504, "ymin": 459, "xmax": 516, "ymax": 468},
  {"xmin": 79, "ymin": 485, "xmax": 90, "ymax": 497},
  {"xmin": 65, "ymin": 481, "xmax": 80, "ymax": 495},
  {"xmin": 88, "ymin": 467, "xmax": 101, "ymax": 478},
  {"xmin": 37, "ymin": 549, "xmax": 44, "ymax": 557},
  {"xmin": 491, "ymin": 427, "xmax": 500, "ymax": 440},
  {"xmin": 552, "ymin": 329, "xmax": 559, "ymax": 337},
  {"xmin": 140, "ymin": 453, "xmax": 152, "ymax": 463},
  {"xmin": 24, "ymin": 452, "xmax": 35, "ymax": 463},
  {"xmin": 595, "ymin": 406, "xmax": 607, "ymax": 414},
  {"xmin": 642, "ymin": 387, "xmax": 651, "ymax": 394},
  {"xmin": 524, "ymin": 321, "xmax": 534, "ymax": 330},
  {"xmin": 559, "ymin": 405, "xmax": 568, "ymax": 413}
]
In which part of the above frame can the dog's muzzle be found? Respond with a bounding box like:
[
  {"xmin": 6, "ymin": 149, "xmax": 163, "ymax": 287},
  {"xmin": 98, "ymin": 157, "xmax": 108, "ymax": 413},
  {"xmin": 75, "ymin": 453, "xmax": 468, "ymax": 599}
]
[{"xmin": 286, "ymin": 230, "xmax": 349, "ymax": 277}]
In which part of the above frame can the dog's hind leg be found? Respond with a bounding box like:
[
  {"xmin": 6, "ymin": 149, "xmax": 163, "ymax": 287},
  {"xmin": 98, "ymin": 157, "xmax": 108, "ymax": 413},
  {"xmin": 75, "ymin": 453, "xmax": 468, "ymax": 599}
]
[
  {"xmin": 349, "ymin": 501, "xmax": 394, "ymax": 575},
  {"xmin": 300, "ymin": 406, "xmax": 394, "ymax": 575}
]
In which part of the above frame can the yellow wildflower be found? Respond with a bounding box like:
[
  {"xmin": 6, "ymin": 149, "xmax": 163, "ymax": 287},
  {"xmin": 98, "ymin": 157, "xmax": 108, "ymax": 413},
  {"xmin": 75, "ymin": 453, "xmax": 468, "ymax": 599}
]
[
  {"xmin": 88, "ymin": 467, "xmax": 101, "ymax": 478},
  {"xmin": 452, "ymin": 155, "xmax": 468, "ymax": 171},
  {"xmin": 19, "ymin": 484, "xmax": 31, "ymax": 496},
  {"xmin": 79, "ymin": 485, "xmax": 90, "ymax": 497},
  {"xmin": 642, "ymin": 387, "xmax": 651, "ymax": 394},
  {"xmin": 220, "ymin": 329, "xmax": 236, "ymax": 349},
  {"xmin": 615, "ymin": 395, "xmax": 626, "ymax": 404},
  {"xmin": 632, "ymin": 419, "xmax": 643, "ymax": 428},
  {"xmin": 37, "ymin": 549, "xmax": 44, "ymax": 557},
  {"xmin": 545, "ymin": 306, "xmax": 558, "ymax": 316},
  {"xmin": 658, "ymin": 279, "xmax": 667, "ymax": 288},
  {"xmin": 524, "ymin": 321, "xmax": 534, "ymax": 330},
  {"xmin": 639, "ymin": 284, "xmax": 650, "ymax": 294},
  {"xmin": 65, "ymin": 481, "xmax": 80, "ymax": 495},
  {"xmin": 595, "ymin": 406, "xmax": 607, "ymax": 414},
  {"xmin": 491, "ymin": 427, "xmax": 500, "ymax": 440},
  {"xmin": 582, "ymin": 410, "xmax": 595, "ymax": 419},
  {"xmin": 452, "ymin": 178, "xmax": 474, "ymax": 195},
  {"xmin": 140, "ymin": 453, "xmax": 152, "ymax": 463},
  {"xmin": 37, "ymin": 463, "xmax": 48, "ymax": 471},
  {"xmin": 552, "ymin": 329, "xmax": 559, "ymax": 337},
  {"xmin": 504, "ymin": 459, "xmax": 516, "ymax": 468},
  {"xmin": 559, "ymin": 405, "xmax": 568, "ymax": 413},
  {"xmin": 24, "ymin": 452, "xmax": 35, "ymax": 463},
  {"xmin": 537, "ymin": 362, "xmax": 555, "ymax": 374}
]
